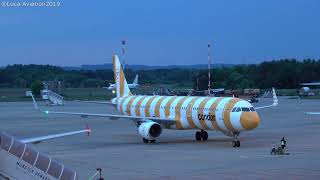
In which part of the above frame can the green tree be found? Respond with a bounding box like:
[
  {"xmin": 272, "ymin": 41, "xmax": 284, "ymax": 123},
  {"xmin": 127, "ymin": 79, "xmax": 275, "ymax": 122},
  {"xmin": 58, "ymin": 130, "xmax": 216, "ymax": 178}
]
[{"xmin": 31, "ymin": 81, "xmax": 43, "ymax": 96}]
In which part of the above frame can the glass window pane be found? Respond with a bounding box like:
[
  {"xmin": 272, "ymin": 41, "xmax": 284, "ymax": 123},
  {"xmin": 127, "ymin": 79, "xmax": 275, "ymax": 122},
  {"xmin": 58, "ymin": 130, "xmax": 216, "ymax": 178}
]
[
  {"xmin": 9, "ymin": 139, "xmax": 25, "ymax": 158},
  {"xmin": 22, "ymin": 146, "xmax": 38, "ymax": 165},
  {"xmin": 35, "ymin": 153, "xmax": 50, "ymax": 172},
  {"xmin": 0, "ymin": 133, "xmax": 13, "ymax": 152},
  {"xmin": 242, "ymin": 107, "xmax": 250, "ymax": 112},
  {"xmin": 60, "ymin": 167, "xmax": 77, "ymax": 180},
  {"xmin": 47, "ymin": 160, "xmax": 63, "ymax": 179}
]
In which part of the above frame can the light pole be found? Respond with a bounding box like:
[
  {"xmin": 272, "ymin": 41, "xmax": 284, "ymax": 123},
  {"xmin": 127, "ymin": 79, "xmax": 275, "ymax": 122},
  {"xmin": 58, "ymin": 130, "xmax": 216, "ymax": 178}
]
[
  {"xmin": 208, "ymin": 42, "xmax": 211, "ymax": 95},
  {"xmin": 122, "ymin": 40, "xmax": 126, "ymax": 70}
]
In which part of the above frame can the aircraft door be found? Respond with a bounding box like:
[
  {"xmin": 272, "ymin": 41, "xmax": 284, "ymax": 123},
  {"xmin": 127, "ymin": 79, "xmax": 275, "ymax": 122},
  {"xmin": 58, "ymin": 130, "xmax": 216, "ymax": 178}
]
[
  {"xmin": 187, "ymin": 103, "xmax": 193, "ymax": 120},
  {"xmin": 216, "ymin": 103, "xmax": 224, "ymax": 123}
]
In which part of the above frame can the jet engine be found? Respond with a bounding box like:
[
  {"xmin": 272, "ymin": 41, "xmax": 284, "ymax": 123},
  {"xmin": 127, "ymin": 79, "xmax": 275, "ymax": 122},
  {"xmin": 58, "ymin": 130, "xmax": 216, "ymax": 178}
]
[{"xmin": 138, "ymin": 121, "xmax": 162, "ymax": 140}]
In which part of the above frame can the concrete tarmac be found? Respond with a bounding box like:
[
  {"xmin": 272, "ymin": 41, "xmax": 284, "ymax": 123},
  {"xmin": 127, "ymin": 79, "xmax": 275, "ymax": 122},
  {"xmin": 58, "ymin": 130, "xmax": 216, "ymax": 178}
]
[{"xmin": 0, "ymin": 97, "xmax": 320, "ymax": 179}]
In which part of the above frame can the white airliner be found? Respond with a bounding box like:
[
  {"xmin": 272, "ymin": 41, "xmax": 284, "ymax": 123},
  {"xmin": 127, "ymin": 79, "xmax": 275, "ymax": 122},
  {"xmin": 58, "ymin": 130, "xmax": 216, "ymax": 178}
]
[
  {"xmin": 106, "ymin": 74, "xmax": 139, "ymax": 90},
  {"xmin": 32, "ymin": 55, "xmax": 278, "ymax": 147},
  {"xmin": 0, "ymin": 128, "xmax": 90, "ymax": 180}
]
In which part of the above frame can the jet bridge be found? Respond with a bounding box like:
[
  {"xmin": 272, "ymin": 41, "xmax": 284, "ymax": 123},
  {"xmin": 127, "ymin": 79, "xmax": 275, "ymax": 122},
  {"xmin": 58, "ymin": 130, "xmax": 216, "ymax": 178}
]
[{"xmin": 0, "ymin": 132, "xmax": 77, "ymax": 180}]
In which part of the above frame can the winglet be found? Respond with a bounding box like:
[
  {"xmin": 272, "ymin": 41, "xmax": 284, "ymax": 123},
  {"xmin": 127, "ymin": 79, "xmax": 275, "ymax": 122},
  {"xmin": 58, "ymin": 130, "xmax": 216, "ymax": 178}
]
[
  {"xmin": 30, "ymin": 93, "xmax": 39, "ymax": 111},
  {"xmin": 272, "ymin": 87, "xmax": 278, "ymax": 106},
  {"xmin": 254, "ymin": 88, "xmax": 279, "ymax": 110},
  {"xmin": 30, "ymin": 93, "xmax": 50, "ymax": 115}
]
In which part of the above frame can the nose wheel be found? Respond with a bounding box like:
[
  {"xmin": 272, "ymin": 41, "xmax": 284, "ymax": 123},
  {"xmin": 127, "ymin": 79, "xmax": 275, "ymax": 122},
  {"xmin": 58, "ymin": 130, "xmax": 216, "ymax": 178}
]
[
  {"xmin": 195, "ymin": 130, "xmax": 208, "ymax": 141},
  {"xmin": 143, "ymin": 138, "xmax": 156, "ymax": 143},
  {"xmin": 232, "ymin": 133, "xmax": 240, "ymax": 147},
  {"xmin": 232, "ymin": 140, "xmax": 240, "ymax": 147}
]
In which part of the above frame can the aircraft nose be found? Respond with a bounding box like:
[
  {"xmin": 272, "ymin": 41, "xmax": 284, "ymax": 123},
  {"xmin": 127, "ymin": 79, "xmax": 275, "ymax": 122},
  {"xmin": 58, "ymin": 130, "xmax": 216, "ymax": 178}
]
[{"xmin": 240, "ymin": 112, "xmax": 260, "ymax": 130}]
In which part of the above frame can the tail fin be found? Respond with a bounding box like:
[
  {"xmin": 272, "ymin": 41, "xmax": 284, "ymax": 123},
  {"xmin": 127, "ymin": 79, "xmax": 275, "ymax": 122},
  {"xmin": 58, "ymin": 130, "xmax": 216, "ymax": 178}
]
[
  {"xmin": 112, "ymin": 55, "xmax": 132, "ymax": 97},
  {"xmin": 133, "ymin": 74, "xmax": 139, "ymax": 84}
]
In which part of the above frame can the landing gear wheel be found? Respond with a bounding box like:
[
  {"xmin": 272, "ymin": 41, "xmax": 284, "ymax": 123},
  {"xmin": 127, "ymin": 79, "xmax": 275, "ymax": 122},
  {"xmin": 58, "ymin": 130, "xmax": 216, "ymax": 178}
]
[
  {"xmin": 236, "ymin": 140, "xmax": 240, "ymax": 147},
  {"xmin": 150, "ymin": 140, "xmax": 156, "ymax": 143},
  {"xmin": 232, "ymin": 141, "xmax": 237, "ymax": 147},
  {"xmin": 195, "ymin": 131, "xmax": 202, "ymax": 141},
  {"xmin": 232, "ymin": 132, "xmax": 240, "ymax": 148},
  {"xmin": 201, "ymin": 131, "xmax": 208, "ymax": 141},
  {"xmin": 143, "ymin": 138, "xmax": 149, "ymax": 143}
]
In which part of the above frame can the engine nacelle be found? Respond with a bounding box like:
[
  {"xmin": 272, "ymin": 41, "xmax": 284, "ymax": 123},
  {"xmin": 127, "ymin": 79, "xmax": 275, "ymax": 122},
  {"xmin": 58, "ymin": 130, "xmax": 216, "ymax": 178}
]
[{"xmin": 138, "ymin": 121, "xmax": 162, "ymax": 140}]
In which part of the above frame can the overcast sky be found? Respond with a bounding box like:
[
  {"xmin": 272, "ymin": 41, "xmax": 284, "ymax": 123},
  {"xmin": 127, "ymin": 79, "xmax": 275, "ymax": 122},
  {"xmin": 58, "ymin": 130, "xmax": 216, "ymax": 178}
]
[{"xmin": 0, "ymin": 0, "xmax": 319, "ymax": 66}]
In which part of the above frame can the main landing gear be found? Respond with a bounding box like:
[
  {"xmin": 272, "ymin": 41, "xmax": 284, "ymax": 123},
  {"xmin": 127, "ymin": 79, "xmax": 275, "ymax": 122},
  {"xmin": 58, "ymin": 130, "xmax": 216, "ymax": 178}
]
[
  {"xmin": 195, "ymin": 130, "xmax": 208, "ymax": 141},
  {"xmin": 232, "ymin": 133, "xmax": 240, "ymax": 148}
]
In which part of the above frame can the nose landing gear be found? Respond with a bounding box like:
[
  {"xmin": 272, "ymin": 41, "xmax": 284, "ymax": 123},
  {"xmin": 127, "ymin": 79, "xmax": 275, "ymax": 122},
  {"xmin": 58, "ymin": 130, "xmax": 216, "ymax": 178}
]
[
  {"xmin": 232, "ymin": 132, "xmax": 240, "ymax": 147},
  {"xmin": 195, "ymin": 130, "xmax": 208, "ymax": 141},
  {"xmin": 143, "ymin": 138, "xmax": 156, "ymax": 143}
]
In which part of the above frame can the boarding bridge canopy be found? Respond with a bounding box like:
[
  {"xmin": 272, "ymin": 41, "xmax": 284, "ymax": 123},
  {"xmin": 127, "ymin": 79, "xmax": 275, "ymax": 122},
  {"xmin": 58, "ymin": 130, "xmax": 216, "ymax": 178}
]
[{"xmin": 0, "ymin": 132, "xmax": 78, "ymax": 180}]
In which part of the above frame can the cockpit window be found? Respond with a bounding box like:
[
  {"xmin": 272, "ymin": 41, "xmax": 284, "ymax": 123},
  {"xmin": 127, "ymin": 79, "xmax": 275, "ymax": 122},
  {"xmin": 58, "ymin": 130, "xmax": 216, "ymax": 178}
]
[
  {"xmin": 250, "ymin": 107, "xmax": 255, "ymax": 111},
  {"xmin": 242, "ymin": 107, "xmax": 250, "ymax": 112},
  {"xmin": 236, "ymin": 107, "xmax": 241, "ymax": 112}
]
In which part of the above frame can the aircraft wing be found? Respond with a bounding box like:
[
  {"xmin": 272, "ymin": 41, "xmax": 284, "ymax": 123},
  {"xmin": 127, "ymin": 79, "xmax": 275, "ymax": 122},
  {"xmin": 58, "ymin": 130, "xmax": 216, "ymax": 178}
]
[
  {"xmin": 255, "ymin": 88, "xmax": 278, "ymax": 110},
  {"xmin": 74, "ymin": 100, "xmax": 115, "ymax": 105},
  {"xmin": 31, "ymin": 94, "xmax": 175, "ymax": 125},
  {"xmin": 305, "ymin": 112, "xmax": 320, "ymax": 115},
  {"xmin": 21, "ymin": 127, "xmax": 91, "ymax": 144},
  {"xmin": 43, "ymin": 111, "xmax": 176, "ymax": 124}
]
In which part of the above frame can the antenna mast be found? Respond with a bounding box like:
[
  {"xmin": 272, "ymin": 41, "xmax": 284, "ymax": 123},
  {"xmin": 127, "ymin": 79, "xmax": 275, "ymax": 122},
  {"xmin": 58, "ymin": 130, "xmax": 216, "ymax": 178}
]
[
  {"xmin": 208, "ymin": 42, "xmax": 211, "ymax": 93},
  {"xmin": 122, "ymin": 40, "xmax": 126, "ymax": 70}
]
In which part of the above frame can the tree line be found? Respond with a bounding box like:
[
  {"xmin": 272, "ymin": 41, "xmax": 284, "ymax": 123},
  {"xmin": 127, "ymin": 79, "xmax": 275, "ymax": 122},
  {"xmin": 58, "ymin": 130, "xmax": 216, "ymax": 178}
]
[{"xmin": 0, "ymin": 59, "xmax": 319, "ymax": 90}]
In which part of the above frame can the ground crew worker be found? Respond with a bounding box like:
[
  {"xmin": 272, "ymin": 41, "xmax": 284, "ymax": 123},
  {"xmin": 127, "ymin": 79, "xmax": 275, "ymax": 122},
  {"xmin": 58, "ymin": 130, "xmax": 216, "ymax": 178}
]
[{"xmin": 281, "ymin": 137, "xmax": 286, "ymax": 149}]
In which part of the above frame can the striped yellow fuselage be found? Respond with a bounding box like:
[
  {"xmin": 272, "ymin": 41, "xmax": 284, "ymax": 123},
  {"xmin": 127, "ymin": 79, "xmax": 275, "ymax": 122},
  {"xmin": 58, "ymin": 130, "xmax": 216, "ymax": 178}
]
[{"xmin": 111, "ymin": 95, "xmax": 260, "ymax": 133}]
